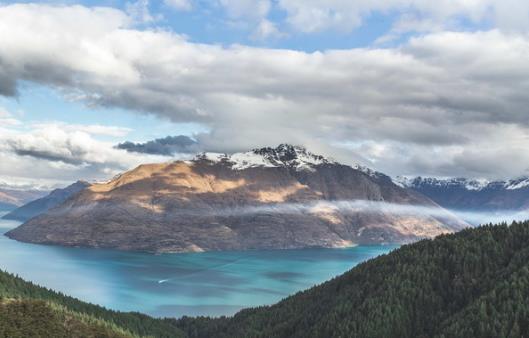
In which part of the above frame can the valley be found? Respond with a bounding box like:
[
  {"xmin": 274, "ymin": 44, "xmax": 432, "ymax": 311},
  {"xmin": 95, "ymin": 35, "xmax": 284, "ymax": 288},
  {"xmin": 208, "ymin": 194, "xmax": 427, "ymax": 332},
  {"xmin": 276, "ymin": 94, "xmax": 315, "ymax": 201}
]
[{"xmin": 0, "ymin": 214, "xmax": 394, "ymax": 318}]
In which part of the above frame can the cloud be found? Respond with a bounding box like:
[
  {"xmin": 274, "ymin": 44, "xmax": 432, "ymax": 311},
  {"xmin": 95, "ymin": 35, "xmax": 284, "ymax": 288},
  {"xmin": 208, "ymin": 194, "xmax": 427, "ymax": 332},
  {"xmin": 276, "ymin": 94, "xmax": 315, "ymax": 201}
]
[
  {"xmin": 126, "ymin": 0, "xmax": 160, "ymax": 24},
  {"xmin": 252, "ymin": 19, "xmax": 284, "ymax": 40},
  {"xmin": 166, "ymin": 197, "xmax": 529, "ymax": 227},
  {"xmin": 0, "ymin": 123, "xmax": 171, "ymax": 184},
  {"xmin": 217, "ymin": 0, "xmax": 280, "ymax": 40},
  {"xmin": 275, "ymin": 0, "xmax": 529, "ymax": 34},
  {"xmin": 6, "ymin": 126, "xmax": 131, "ymax": 166},
  {"xmin": 164, "ymin": 0, "xmax": 192, "ymax": 11},
  {"xmin": 218, "ymin": 0, "xmax": 271, "ymax": 20},
  {"xmin": 116, "ymin": 135, "xmax": 199, "ymax": 155},
  {"xmin": 2, "ymin": 4, "xmax": 529, "ymax": 179},
  {"xmin": 30, "ymin": 122, "xmax": 132, "ymax": 137},
  {"xmin": 0, "ymin": 107, "xmax": 21, "ymax": 126}
]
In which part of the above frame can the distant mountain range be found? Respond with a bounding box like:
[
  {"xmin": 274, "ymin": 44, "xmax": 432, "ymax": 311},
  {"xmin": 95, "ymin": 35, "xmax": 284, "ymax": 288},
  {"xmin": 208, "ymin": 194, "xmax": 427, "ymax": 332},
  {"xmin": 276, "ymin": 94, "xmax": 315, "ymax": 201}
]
[
  {"xmin": 397, "ymin": 176, "xmax": 529, "ymax": 212},
  {"xmin": 2, "ymin": 181, "xmax": 90, "ymax": 222},
  {"xmin": 6, "ymin": 144, "xmax": 465, "ymax": 253},
  {"xmin": 0, "ymin": 188, "xmax": 48, "ymax": 212}
]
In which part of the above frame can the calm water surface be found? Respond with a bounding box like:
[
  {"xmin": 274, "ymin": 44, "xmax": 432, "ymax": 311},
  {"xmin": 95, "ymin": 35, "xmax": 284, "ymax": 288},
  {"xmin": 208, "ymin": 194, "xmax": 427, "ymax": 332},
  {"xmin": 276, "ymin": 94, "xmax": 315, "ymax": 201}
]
[{"xmin": 0, "ymin": 214, "xmax": 396, "ymax": 318}]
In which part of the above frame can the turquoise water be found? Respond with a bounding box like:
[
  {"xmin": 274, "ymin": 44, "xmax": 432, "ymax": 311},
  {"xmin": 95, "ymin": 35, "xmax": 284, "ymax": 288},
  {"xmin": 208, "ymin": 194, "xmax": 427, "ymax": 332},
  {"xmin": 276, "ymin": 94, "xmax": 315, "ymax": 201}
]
[{"xmin": 0, "ymin": 215, "xmax": 396, "ymax": 318}]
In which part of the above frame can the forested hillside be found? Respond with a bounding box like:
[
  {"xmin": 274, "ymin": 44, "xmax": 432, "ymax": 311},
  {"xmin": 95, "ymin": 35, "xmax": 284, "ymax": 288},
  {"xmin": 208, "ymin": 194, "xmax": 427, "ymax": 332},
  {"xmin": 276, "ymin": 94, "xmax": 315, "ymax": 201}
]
[
  {"xmin": 177, "ymin": 221, "xmax": 529, "ymax": 338},
  {"xmin": 0, "ymin": 270, "xmax": 184, "ymax": 338}
]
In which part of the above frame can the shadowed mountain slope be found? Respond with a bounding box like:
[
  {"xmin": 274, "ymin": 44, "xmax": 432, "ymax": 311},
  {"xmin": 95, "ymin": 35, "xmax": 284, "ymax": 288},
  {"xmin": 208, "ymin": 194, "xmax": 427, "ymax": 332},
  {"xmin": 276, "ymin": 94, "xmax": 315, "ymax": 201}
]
[{"xmin": 2, "ymin": 181, "xmax": 90, "ymax": 222}]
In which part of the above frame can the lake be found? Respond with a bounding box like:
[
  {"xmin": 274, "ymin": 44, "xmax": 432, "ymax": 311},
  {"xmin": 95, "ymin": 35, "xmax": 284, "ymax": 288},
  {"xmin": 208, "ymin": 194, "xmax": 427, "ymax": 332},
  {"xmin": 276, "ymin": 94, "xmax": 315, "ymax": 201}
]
[{"xmin": 0, "ymin": 214, "xmax": 396, "ymax": 318}]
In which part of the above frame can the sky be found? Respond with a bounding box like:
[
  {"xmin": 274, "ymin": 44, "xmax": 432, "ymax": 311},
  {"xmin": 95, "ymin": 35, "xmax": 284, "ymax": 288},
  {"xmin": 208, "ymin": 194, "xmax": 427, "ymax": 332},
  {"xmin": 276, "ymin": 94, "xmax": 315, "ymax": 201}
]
[{"xmin": 1, "ymin": 0, "xmax": 529, "ymax": 188}]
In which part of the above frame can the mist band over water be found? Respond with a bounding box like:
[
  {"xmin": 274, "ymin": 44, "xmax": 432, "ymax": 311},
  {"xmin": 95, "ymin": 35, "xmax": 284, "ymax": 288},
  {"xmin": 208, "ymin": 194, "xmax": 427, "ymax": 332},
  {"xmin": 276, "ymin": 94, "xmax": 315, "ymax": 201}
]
[
  {"xmin": 48, "ymin": 199, "xmax": 529, "ymax": 226},
  {"xmin": 197, "ymin": 200, "xmax": 529, "ymax": 226}
]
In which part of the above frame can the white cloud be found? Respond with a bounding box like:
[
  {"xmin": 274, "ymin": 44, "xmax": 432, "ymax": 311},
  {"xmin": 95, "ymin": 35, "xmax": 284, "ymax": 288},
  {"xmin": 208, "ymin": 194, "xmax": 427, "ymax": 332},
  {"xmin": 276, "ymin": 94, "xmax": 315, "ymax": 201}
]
[
  {"xmin": 252, "ymin": 19, "xmax": 284, "ymax": 40},
  {"xmin": 219, "ymin": 0, "xmax": 271, "ymax": 20},
  {"xmin": 0, "ymin": 107, "xmax": 21, "ymax": 126},
  {"xmin": 126, "ymin": 0, "xmax": 160, "ymax": 24},
  {"xmin": 30, "ymin": 122, "xmax": 133, "ymax": 138},
  {"xmin": 164, "ymin": 0, "xmax": 192, "ymax": 11},
  {"xmin": 1, "ymin": 4, "xmax": 529, "ymax": 179},
  {"xmin": 0, "ymin": 122, "xmax": 170, "ymax": 185},
  {"xmin": 275, "ymin": 0, "xmax": 529, "ymax": 34},
  {"xmin": 217, "ymin": 0, "xmax": 281, "ymax": 40}
]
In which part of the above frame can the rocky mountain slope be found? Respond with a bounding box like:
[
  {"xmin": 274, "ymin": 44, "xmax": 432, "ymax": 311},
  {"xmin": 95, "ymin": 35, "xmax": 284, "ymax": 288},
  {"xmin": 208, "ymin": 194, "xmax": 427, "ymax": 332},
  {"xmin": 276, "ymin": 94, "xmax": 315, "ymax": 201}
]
[
  {"xmin": 2, "ymin": 181, "xmax": 90, "ymax": 221},
  {"xmin": 398, "ymin": 176, "xmax": 529, "ymax": 211},
  {"xmin": 7, "ymin": 145, "xmax": 466, "ymax": 253}
]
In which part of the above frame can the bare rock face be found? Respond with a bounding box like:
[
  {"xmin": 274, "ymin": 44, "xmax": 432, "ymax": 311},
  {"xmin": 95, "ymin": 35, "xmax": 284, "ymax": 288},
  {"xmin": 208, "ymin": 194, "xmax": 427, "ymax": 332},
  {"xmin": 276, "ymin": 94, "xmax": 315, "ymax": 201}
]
[{"xmin": 6, "ymin": 145, "xmax": 467, "ymax": 253}]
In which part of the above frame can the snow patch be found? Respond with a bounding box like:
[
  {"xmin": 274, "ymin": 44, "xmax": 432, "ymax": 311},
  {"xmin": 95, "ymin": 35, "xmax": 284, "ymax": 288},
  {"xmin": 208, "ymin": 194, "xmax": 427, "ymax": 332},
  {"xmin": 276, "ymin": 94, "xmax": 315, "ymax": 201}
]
[
  {"xmin": 229, "ymin": 152, "xmax": 277, "ymax": 170},
  {"xmin": 396, "ymin": 176, "xmax": 491, "ymax": 191},
  {"xmin": 398, "ymin": 176, "xmax": 529, "ymax": 191},
  {"xmin": 354, "ymin": 165, "xmax": 389, "ymax": 180},
  {"xmin": 196, "ymin": 152, "xmax": 228, "ymax": 163},
  {"xmin": 194, "ymin": 145, "xmax": 335, "ymax": 172},
  {"xmin": 464, "ymin": 179, "xmax": 490, "ymax": 191},
  {"xmin": 505, "ymin": 178, "xmax": 529, "ymax": 190}
]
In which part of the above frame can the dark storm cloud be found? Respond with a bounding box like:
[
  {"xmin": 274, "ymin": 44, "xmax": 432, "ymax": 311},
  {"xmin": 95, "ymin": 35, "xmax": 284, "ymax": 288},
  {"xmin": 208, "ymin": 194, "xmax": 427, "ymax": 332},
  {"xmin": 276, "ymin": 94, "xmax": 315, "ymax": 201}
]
[
  {"xmin": 12, "ymin": 148, "xmax": 87, "ymax": 166},
  {"xmin": 0, "ymin": 63, "xmax": 17, "ymax": 97},
  {"xmin": 116, "ymin": 135, "xmax": 199, "ymax": 155}
]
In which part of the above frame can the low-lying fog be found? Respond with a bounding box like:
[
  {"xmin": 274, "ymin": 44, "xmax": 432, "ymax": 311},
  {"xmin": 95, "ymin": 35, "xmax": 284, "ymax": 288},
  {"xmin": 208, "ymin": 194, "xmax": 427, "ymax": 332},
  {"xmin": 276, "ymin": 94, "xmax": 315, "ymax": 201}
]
[{"xmin": 196, "ymin": 200, "xmax": 528, "ymax": 226}]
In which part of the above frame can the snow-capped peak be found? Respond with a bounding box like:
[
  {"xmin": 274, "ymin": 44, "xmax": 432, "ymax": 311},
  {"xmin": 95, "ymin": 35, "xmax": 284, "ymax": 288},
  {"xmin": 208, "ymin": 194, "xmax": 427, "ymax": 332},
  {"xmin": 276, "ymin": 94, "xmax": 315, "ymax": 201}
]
[
  {"xmin": 395, "ymin": 176, "xmax": 491, "ymax": 191},
  {"xmin": 396, "ymin": 176, "xmax": 529, "ymax": 191},
  {"xmin": 504, "ymin": 177, "xmax": 529, "ymax": 190},
  {"xmin": 353, "ymin": 165, "xmax": 390, "ymax": 180},
  {"xmin": 194, "ymin": 144, "xmax": 335, "ymax": 171}
]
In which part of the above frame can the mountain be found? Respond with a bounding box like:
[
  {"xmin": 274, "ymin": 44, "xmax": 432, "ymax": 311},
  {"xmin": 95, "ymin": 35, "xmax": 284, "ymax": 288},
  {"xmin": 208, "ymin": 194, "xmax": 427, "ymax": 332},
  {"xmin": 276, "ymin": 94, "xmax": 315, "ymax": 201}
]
[
  {"xmin": 6, "ymin": 145, "xmax": 466, "ymax": 253},
  {"xmin": 177, "ymin": 220, "xmax": 529, "ymax": 338},
  {"xmin": 0, "ymin": 188, "xmax": 49, "ymax": 211},
  {"xmin": 2, "ymin": 181, "xmax": 90, "ymax": 222},
  {"xmin": 398, "ymin": 176, "xmax": 529, "ymax": 211}
]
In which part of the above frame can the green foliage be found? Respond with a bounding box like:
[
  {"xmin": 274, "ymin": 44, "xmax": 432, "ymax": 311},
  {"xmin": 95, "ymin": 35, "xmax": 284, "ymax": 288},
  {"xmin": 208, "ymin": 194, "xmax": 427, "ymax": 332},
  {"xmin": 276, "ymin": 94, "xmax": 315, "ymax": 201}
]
[
  {"xmin": 0, "ymin": 270, "xmax": 184, "ymax": 338},
  {"xmin": 177, "ymin": 221, "xmax": 529, "ymax": 338},
  {"xmin": 0, "ymin": 298, "xmax": 130, "ymax": 338}
]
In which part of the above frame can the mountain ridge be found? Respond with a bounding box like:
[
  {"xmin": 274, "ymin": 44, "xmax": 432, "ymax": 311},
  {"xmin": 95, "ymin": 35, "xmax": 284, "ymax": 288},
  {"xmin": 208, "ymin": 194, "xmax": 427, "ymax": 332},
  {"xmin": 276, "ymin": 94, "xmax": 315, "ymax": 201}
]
[
  {"xmin": 399, "ymin": 175, "xmax": 529, "ymax": 212},
  {"xmin": 2, "ymin": 181, "xmax": 90, "ymax": 222},
  {"xmin": 0, "ymin": 188, "xmax": 49, "ymax": 211},
  {"xmin": 6, "ymin": 145, "xmax": 467, "ymax": 253}
]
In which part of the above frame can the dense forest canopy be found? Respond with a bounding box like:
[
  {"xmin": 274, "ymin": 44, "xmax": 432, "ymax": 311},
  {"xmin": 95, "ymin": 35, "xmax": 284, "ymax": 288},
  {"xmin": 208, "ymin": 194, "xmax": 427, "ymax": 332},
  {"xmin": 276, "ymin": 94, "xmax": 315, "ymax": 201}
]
[{"xmin": 0, "ymin": 270, "xmax": 184, "ymax": 337}]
